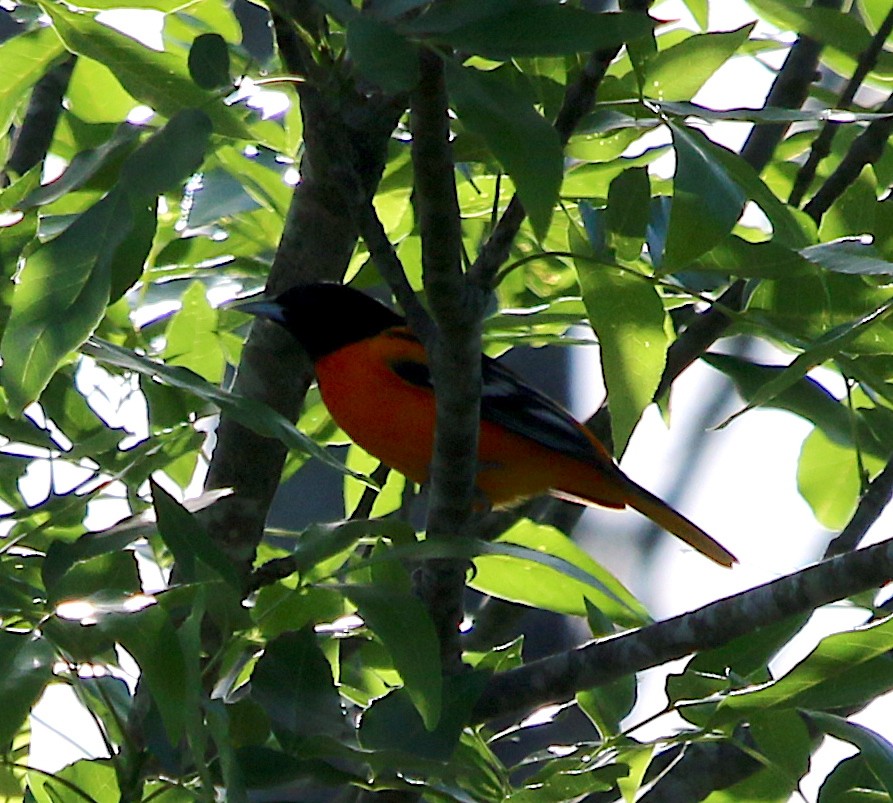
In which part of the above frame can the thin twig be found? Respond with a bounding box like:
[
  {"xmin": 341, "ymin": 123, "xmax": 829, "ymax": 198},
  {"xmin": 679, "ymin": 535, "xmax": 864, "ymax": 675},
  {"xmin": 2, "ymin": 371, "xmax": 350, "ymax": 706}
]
[{"xmin": 825, "ymin": 455, "xmax": 893, "ymax": 558}]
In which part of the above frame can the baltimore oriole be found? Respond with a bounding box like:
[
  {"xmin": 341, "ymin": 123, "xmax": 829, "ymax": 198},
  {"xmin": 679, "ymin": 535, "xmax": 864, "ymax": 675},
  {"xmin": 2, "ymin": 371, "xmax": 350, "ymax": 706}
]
[{"xmin": 241, "ymin": 282, "xmax": 736, "ymax": 567}]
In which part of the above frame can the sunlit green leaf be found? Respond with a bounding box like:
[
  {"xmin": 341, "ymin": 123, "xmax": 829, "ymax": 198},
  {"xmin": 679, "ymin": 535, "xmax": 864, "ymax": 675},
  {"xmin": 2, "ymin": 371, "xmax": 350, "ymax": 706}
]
[
  {"xmin": 807, "ymin": 712, "xmax": 893, "ymax": 796},
  {"xmin": 797, "ymin": 427, "xmax": 884, "ymax": 529},
  {"xmin": 706, "ymin": 615, "xmax": 893, "ymax": 723},
  {"xmin": 469, "ymin": 520, "xmax": 649, "ymax": 627},
  {"xmin": 577, "ymin": 261, "xmax": 668, "ymax": 454},
  {"xmin": 0, "ymin": 26, "xmax": 66, "ymax": 142},
  {"xmin": 445, "ymin": 60, "xmax": 561, "ymax": 239},
  {"xmin": 1, "ymin": 189, "xmax": 133, "ymax": 415},
  {"xmin": 37, "ymin": 2, "xmax": 255, "ymax": 141},
  {"xmin": 643, "ymin": 24, "xmax": 754, "ymax": 102}
]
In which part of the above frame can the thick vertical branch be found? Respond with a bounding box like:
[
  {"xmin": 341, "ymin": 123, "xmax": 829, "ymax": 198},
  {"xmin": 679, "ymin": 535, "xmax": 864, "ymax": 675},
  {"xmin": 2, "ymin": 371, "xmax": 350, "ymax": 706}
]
[
  {"xmin": 410, "ymin": 48, "xmax": 483, "ymax": 669},
  {"xmin": 200, "ymin": 15, "xmax": 400, "ymax": 580}
]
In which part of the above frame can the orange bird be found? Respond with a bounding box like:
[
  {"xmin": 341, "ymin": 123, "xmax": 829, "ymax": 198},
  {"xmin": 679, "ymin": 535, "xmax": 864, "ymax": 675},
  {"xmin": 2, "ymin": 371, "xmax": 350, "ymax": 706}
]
[{"xmin": 241, "ymin": 283, "xmax": 735, "ymax": 567}]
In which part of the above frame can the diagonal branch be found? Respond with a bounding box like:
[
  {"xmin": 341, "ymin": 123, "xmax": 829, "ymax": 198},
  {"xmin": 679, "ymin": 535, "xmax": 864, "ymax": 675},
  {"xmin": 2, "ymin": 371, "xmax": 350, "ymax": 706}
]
[
  {"xmin": 788, "ymin": 3, "xmax": 893, "ymax": 207},
  {"xmin": 472, "ymin": 534, "xmax": 893, "ymax": 723},
  {"xmin": 803, "ymin": 90, "xmax": 893, "ymax": 223}
]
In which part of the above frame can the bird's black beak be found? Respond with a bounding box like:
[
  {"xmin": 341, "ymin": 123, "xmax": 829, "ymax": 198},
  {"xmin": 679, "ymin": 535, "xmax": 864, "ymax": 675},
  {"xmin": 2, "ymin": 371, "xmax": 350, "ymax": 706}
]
[{"xmin": 235, "ymin": 297, "xmax": 287, "ymax": 325}]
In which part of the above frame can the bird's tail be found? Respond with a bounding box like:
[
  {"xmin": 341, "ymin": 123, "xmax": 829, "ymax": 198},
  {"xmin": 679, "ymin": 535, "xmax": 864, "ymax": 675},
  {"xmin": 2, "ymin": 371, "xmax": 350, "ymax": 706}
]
[{"xmin": 622, "ymin": 479, "xmax": 737, "ymax": 567}]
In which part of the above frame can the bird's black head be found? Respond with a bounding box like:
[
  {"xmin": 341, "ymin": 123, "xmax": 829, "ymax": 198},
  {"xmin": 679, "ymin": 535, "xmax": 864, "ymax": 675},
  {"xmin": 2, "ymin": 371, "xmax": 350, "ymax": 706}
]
[{"xmin": 239, "ymin": 282, "xmax": 405, "ymax": 361}]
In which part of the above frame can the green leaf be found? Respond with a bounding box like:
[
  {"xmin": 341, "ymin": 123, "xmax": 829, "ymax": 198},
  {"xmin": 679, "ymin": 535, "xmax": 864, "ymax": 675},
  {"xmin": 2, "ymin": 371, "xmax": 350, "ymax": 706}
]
[
  {"xmin": 150, "ymin": 479, "xmax": 241, "ymax": 588},
  {"xmin": 120, "ymin": 108, "xmax": 212, "ymax": 200},
  {"xmin": 513, "ymin": 750, "xmax": 628, "ymax": 801},
  {"xmin": 704, "ymin": 135, "xmax": 814, "ymax": 249},
  {"xmin": 605, "ymin": 167, "xmax": 650, "ymax": 261},
  {"xmin": 83, "ymin": 337, "xmax": 362, "ymax": 481},
  {"xmin": 681, "ymin": 0, "xmax": 708, "ymax": 29},
  {"xmin": 664, "ymin": 122, "xmax": 746, "ymax": 268},
  {"xmin": 67, "ymin": 55, "xmax": 139, "ymax": 124},
  {"xmin": 469, "ymin": 519, "xmax": 649, "ymax": 627},
  {"xmin": 18, "ymin": 123, "xmax": 142, "ymax": 210},
  {"xmin": 0, "ymin": 189, "xmax": 133, "ymax": 415},
  {"xmin": 108, "ymin": 198, "xmax": 156, "ymax": 302},
  {"xmin": 655, "ymin": 99, "xmax": 893, "ymax": 125},
  {"xmin": 347, "ymin": 16, "xmax": 419, "ymax": 93},
  {"xmin": 188, "ymin": 32, "xmax": 231, "ymax": 90},
  {"xmin": 750, "ymin": 709, "xmax": 812, "ymax": 781},
  {"xmin": 445, "ymin": 60, "xmax": 562, "ymax": 240},
  {"xmin": 708, "ymin": 615, "xmax": 893, "ymax": 724},
  {"xmin": 668, "ymin": 615, "xmax": 808, "ymax": 726},
  {"xmin": 747, "ymin": 0, "xmax": 876, "ymax": 56},
  {"xmin": 0, "ymin": 632, "xmax": 54, "ymax": 746},
  {"xmin": 98, "ymin": 604, "xmax": 190, "ymax": 743},
  {"xmin": 38, "ymin": 1, "xmax": 254, "ymax": 141},
  {"xmin": 28, "ymin": 759, "xmax": 119, "ymax": 803},
  {"xmin": 704, "ymin": 353, "xmax": 887, "ymax": 457},
  {"xmin": 577, "ymin": 262, "xmax": 668, "ymax": 454},
  {"xmin": 411, "ymin": 5, "xmax": 654, "ymax": 59},
  {"xmin": 719, "ymin": 299, "xmax": 893, "ymax": 428},
  {"xmin": 819, "ymin": 754, "xmax": 890, "ymax": 803},
  {"xmin": 250, "ymin": 629, "xmax": 345, "ymax": 749},
  {"xmin": 807, "ymin": 712, "xmax": 893, "ymax": 796},
  {"xmin": 164, "ymin": 281, "xmax": 225, "ymax": 382},
  {"xmin": 344, "ymin": 446, "xmax": 405, "ymax": 518},
  {"xmin": 801, "ymin": 239, "xmax": 893, "ymax": 276},
  {"xmin": 577, "ymin": 677, "xmax": 636, "ymax": 738},
  {"xmin": 47, "ymin": 551, "xmax": 141, "ymax": 606},
  {"xmin": 0, "ymin": 26, "xmax": 66, "ymax": 142},
  {"xmin": 818, "ymin": 166, "xmax": 877, "ymax": 243},
  {"xmin": 797, "ymin": 427, "xmax": 884, "ymax": 529},
  {"xmin": 346, "ymin": 570, "xmax": 442, "ymax": 730},
  {"xmin": 643, "ymin": 24, "xmax": 755, "ymax": 102},
  {"xmin": 358, "ymin": 671, "xmax": 488, "ymax": 761},
  {"xmin": 689, "ymin": 235, "xmax": 815, "ymax": 279}
]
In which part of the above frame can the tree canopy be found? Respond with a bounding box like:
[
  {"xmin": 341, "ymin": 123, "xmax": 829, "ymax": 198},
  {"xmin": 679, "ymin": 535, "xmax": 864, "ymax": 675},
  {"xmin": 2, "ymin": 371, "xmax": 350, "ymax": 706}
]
[{"xmin": 1, "ymin": 0, "xmax": 893, "ymax": 800}]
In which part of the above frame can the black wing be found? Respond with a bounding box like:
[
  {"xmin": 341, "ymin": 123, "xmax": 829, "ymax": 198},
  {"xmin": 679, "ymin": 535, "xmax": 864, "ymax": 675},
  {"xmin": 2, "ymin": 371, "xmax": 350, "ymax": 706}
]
[{"xmin": 391, "ymin": 352, "xmax": 607, "ymax": 468}]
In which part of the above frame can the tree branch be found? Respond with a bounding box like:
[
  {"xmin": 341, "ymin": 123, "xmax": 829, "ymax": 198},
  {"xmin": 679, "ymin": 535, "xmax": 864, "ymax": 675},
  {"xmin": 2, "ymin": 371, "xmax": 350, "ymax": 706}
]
[
  {"xmin": 738, "ymin": 0, "xmax": 844, "ymax": 174},
  {"xmin": 825, "ymin": 455, "xmax": 893, "ymax": 558},
  {"xmin": 200, "ymin": 14, "xmax": 400, "ymax": 580},
  {"xmin": 410, "ymin": 48, "xmax": 483, "ymax": 670},
  {"xmin": 788, "ymin": 3, "xmax": 893, "ymax": 207},
  {"xmin": 472, "ymin": 535, "xmax": 893, "ymax": 723},
  {"xmin": 803, "ymin": 90, "xmax": 893, "ymax": 223}
]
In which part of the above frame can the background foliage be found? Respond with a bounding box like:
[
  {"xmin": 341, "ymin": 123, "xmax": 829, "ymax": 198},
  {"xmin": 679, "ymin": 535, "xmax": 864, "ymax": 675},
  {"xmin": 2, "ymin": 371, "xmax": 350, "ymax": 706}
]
[{"xmin": 1, "ymin": 0, "xmax": 893, "ymax": 800}]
